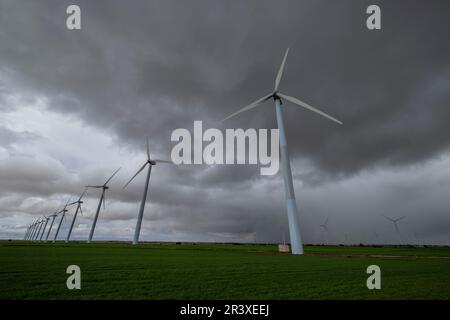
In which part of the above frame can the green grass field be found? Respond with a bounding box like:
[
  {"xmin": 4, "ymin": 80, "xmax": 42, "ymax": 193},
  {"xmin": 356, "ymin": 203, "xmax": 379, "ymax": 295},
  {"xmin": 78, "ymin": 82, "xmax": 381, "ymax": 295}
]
[{"xmin": 1, "ymin": 241, "xmax": 449, "ymax": 300}]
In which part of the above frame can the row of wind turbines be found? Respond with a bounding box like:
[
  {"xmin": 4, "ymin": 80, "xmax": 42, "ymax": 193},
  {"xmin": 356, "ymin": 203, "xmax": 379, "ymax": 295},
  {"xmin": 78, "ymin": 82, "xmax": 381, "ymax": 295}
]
[
  {"xmin": 23, "ymin": 48, "xmax": 342, "ymax": 253},
  {"xmin": 21, "ymin": 48, "xmax": 436, "ymax": 252},
  {"xmin": 24, "ymin": 140, "xmax": 170, "ymax": 245},
  {"xmin": 317, "ymin": 215, "xmax": 410, "ymax": 245}
]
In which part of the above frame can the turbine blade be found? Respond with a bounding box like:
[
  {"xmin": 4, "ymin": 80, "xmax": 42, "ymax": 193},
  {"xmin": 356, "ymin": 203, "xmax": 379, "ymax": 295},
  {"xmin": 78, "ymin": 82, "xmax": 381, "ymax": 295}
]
[
  {"xmin": 79, "ymin": 188, "xmax": 87, "ymax": 201},
  {"xmin": 103, "ymin": 191, "xmax": 106, "ymax": 210},
  {"xmin": 153, "ymin": 159, "xmax": 172, "ymax": 164},
  {"xmin": 64, "ymin": 196, "xmax": 72, "ymax": 207},
  {"xmin": 278, "ymin": 93, "xmax": 343, "ymax": 125},
  {"xmin": 122, "ymin": 162, "xmax": 148, "ymax": 190},
  {"xmin": 275, "ymin": 48, "xmax": 289, "ymax": 91},
  {"xmin": 104, "ymin": 167, "xmax": 121, "ymax": 186},
  {"xmin": 79, "ymin": 205, "xmax": 83, "ymax": 217},
  {"xmin": 395, "ymin": 216, "xmax": 407, "ymax": 222},
  {"xmin": 221, "ymin": 93, "xmax": 273, "ymax": 122},
  {"xmin": 382, "ymin": 215, "xmax": 394, "ymax": 222},
  {"xmin": 146, "ymin": 137, "xmax": 150, "ymax": 161},
  {"xmin": 86, "ymin": 185, "xmax": 102, "ymax": 188}
]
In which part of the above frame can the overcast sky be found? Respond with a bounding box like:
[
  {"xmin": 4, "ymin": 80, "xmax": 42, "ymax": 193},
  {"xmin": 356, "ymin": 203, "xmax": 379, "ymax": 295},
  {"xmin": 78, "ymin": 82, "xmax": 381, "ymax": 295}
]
[{"xmin": 1, "ymin": 0, "xmax": 449, "ymax": 244}]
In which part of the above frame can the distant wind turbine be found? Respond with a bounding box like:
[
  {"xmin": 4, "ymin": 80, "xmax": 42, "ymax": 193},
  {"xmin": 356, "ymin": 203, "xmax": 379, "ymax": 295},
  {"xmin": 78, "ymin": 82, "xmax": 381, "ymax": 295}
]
[
  {"xmin": 45, "ymin": 210, "xmax": 59, "ymax": 242},
  {"xmin": 28, "ymin": 221, "xmax": 36, "ymax": 240},
  {"xmin": 26, "ymin": 221, "xmax": 35, "ymax": 240},
  {"xmin": 320, "ymin": 217, "xmax": 330, "ymax": 245},
  {"xmin": 123, "ymin": 139, "xmax": 171, "ymax": 245},
  {"xmin": 38, "ymin": 216, "xmax": 50, "ymax": 241},
  {"xmin": 86, "ymin": 167, "xmax": 121, "ymax": 243},
  {"xmin": 53, "ymin": 198, "xmax": 74, "ymax": 243},
  {"xmin": 382, "ymin": 215, "xmax": 406, "ymax": 233},
  {"xmin": 24, "ymin": 224, "xmax": 31, "ymax": 240},
  {"xmin": 66, "ymin": 189, "xmax": 87, "ymax": 243},
  {"xmin": 382, "ymin": 215, "xmax": 406, "ymax": 244},
  {"xmin": 221, "ymin": 48, "xmax": 342, "ymax": 254},
  {"xmin": 33, "ymin": 218, "xmax": 45, "ymax": 242}
]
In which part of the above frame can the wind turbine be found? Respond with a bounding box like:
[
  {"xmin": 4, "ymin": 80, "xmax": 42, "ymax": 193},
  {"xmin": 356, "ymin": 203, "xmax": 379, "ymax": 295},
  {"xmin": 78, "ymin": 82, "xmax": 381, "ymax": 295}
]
[
  {"xmin": 24, "ymin": 224, "xmax": 31, "ymax": 240},
  {"xmin": 27, "ymin": 224, "xmax": 33, "ymax": 240},
  {"xmin": 221, "ymin": 48, "xmax": 342, "ymax": 254},
  {"xmin": 66, "ymin": 189, "xmax": 87, "ymax": 243},
  {"xmin": 320, "ymin": 217, "xmax": 330, "ymax": 245},
  {"xmin": 86, "ymin": 167, "xmax": 121, "ymax": 243},
  {"xmin": 53, "ymin": 199, "xmax": 74, "ymax": 243},
  {"xmin": 382, "ymin": 215, "xmax": 406, "ymax": 244},
  {"xmin": 45, "ymin": 210, "xmax": 59, "ymax": 242},
  {"xmin": 33, "ymin": 218, "xmax": 45, "ymax": 242},
  {"xmin": 123, "ymin": 139, "xmax": 171, "ymax": 245},
  {"xmin": 38, "ymin": 216, "xmax": 50, "ymax": 241},
  {"xmin": 28, "ymin": 221, "xmax": 36, "ymax": 240}
]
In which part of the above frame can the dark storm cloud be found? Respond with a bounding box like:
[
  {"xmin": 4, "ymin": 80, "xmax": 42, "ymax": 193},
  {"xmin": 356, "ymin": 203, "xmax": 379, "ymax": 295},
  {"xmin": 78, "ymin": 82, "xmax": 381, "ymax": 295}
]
[
  {"xmin": 1, "ymin": 0, "xmax": 450, "ymax": 180},
  {"xmin": 1, "ymin": 0, "xmax": 450, "ymax": 243}
]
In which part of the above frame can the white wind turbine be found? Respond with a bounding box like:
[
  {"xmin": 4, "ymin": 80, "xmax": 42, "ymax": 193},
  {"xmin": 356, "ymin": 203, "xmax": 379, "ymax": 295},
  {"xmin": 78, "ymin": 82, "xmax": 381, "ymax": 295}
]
[
  {"xmin": 221, "ymin": 48, "xmax": 342, "ymax": 254},
  {"xmin": 86, "ymin": 167, "xmax": 121, "ymax": 243},
  {"xmin": 66, "ymin": 189, "xmax": 87, "ymax": 243},
  {"xmin": 33, "ymin": 218, "xmax": 45, "ymax": 242},
  {"xmin": 53, "ymin": 198, "xmax": 74, "ymax": 242},
  {"xmin": 25, "ymin": 223, "xmax": 33, "ymax": 240},
  {"xmin": 30, "ymin": 220, "xmax": 39, "ymax": 240},
  {"xmin": 38, "ymin": 216, "xmax": 50, "ymax": 241},
  {"xmin": 45, "ymin": 210, "xmax": 59, "ymax": 242},
  {"xmin": 28, "ymin": 220, "xmax": 38, "ymax": 241},
  {"xmin": 122, "ymin": 139, "xmax": 171, "ymax": 245}
]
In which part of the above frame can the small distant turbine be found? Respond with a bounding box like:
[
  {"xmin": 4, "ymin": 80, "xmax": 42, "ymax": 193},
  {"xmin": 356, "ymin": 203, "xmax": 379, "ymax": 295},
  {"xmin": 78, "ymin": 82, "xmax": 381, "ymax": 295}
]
[
  {"xmin": 320, "ymin": 217, "xmax": 330, "ymax": 245},
  {"xmin": 45, "ymin": 210, "xmax": 59, "ymax": 242},
  {"xmin": 28, "ymin": 220, "xmax": 37, "ymax": 240},
  {"xmin": 122, "ymin": 139, "xmax": 171, "ymax": 245},
  {"xmin": 33, "ymin": 218, "xmax": 45, "ymax": 242},
  {"xmin": 24, "ymin": 223, "xmax": 32, "ymax": 240},
  {"xmin": 53, "ymin": 198, "xmax": 74, "ymax": 243},
  {"xmin": 221, "ymin": 49, "xmax": 342, "ymax": 254},
  {"xmin": 382, "ymin": 215, "xmax": 406, "ymax": 243},
  {"xmin": 32, "ymin": 221, "xmax": 40, "ymax": 240},
  {"xmin": 28, "ymin": 221, "xmax": 36, "ymax": 240},
  {"xmin": 66, "ymin": 189, "xmax": 87, "ymax": 243},
  {"xmin": 38, "ymin": 216, "xmax": 50, "ymax": 241},
  {"xmin": 382, "ymin": 215, "xmax": 406, "ymax": 233},
  {"xmin": 86, "ymin": 167, "xmax": 121, "ymax": 243},
  {"xmin": 374, "ymin": 232, "xmax": 380, "ymax": 244}
]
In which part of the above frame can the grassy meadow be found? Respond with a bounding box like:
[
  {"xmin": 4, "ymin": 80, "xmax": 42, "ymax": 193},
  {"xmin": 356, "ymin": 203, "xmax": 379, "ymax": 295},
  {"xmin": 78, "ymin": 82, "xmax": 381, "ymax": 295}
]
[{"xmin": 0, "ymin": 241, "xmax": 449, "ymax": 299}]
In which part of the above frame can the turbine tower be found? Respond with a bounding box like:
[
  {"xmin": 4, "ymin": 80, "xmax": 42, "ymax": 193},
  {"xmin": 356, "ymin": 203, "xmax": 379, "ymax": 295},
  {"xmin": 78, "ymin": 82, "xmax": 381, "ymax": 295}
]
[
  {"xmin": 53, "ymin": 199, "xmax": 73, "ymax": 243},
  {"xmin": 38, "ymin": 216, "xmax": 50, "ymax": 241},
  {"xmin": 45, "ymin": 210, "xmax": 59, "ymax": 242},
  {"xmin": 320, "ymin": 217, "xmax": 330, "ymax": 245},
  {"xmin": 66, "ymin": 189, "xmax": 87, "ymax": 242},
  {"xmin": 86, "ymin": 167, "xmax": 121, "ymax": 243},
  {"xmin": 221, "ymin": 48, "xmax": 342, "ymax": 254},
  {"xmin": 122, "ymin": 139, "xmax": 171, "ymax": 245}
]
